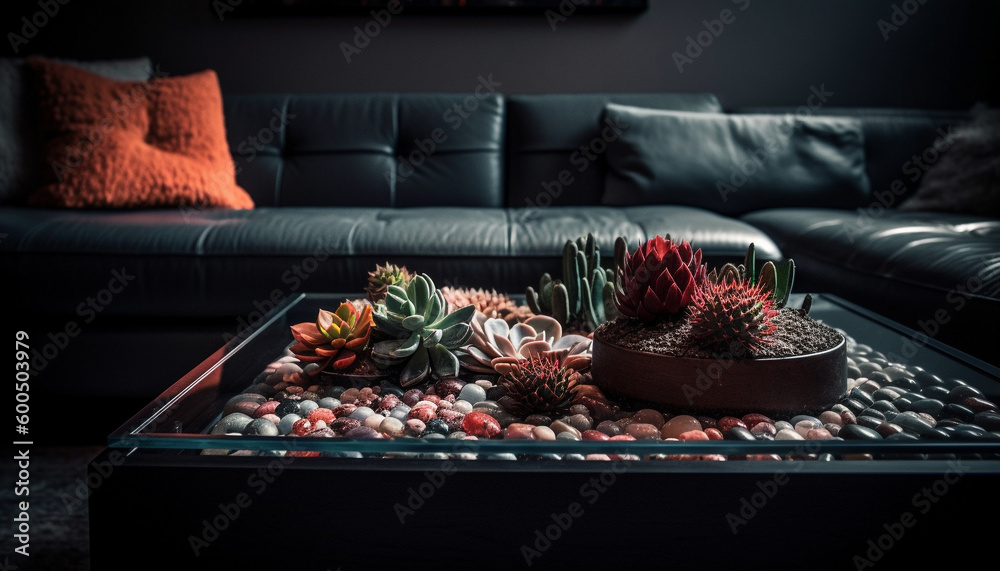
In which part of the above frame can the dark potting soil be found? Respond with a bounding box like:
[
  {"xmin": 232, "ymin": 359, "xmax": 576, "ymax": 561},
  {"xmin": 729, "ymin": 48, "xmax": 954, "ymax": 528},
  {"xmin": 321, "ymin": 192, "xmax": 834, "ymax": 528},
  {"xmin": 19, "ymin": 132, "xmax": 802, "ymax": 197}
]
[{"xmin": 596, "ymin": 307, "xmax": 843, "ymax": 359}]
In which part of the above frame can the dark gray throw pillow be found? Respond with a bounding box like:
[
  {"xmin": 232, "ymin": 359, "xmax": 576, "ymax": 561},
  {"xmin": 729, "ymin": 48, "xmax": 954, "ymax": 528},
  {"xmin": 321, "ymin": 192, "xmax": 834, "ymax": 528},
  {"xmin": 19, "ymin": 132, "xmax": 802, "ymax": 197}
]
[
  {"xmin": 600, "ymin": 104, "xmax": 871, "ymax": 216},
  {"xmin": 0, "ymin": 56, "xmax": 153, "ymax": 205},
  {"xmin": 898, "ymin": 105, "xmax": 1000, "ymax": 218}
]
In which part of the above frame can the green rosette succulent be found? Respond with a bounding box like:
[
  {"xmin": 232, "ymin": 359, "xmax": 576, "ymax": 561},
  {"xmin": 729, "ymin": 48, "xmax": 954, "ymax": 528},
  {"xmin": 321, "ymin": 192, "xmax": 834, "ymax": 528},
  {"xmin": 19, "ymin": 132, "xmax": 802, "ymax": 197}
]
[{"xmin": 371, "ymin": 273, "xmax": 476, "ymax": 387}]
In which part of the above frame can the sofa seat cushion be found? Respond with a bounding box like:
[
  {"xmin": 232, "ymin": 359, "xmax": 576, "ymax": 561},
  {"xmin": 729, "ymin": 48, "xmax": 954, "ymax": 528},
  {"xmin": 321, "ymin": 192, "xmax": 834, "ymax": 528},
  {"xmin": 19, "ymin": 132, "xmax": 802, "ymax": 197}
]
[
  {"xmin": 742, "ymin": 207, "xmax": 1000, "ymax": 361},
  {"xmin": 4, "ymin": 205, "xmax": 781, "ymax": 319}
]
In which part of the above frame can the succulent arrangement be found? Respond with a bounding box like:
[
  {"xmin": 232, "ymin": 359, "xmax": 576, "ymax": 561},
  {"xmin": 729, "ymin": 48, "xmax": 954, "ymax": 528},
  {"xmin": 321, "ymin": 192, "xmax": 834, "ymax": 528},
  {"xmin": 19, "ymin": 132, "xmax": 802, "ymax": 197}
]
[
  {"xmin": 493, "ymin": 355, "xmax": 582, "ymax": 416},
  {"xmin": 455, "ymin": 313, "xmax": 592, "ymax": 375},
  {"xmin": 526, "ymin": 233, "xmax": 617, "ymax": 333},
  {"xmin": 289, "ymin": 301, "xmax": 374, "ymax": 374},
  {"xmin": 366, "ymin": 262, "xmax": 412, "ymax": 303},
  {"xmin": 613, "ymin": 234, "xmax": 707, "ymax": 322},
  {"xmin": 370, "ymin": 273, "xmax": 476, "ymax": 387}
]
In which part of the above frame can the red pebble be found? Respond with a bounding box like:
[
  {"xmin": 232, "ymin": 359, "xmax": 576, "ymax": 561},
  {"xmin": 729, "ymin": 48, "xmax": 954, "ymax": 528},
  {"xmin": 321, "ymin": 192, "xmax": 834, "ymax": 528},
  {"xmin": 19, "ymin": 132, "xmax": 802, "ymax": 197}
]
[
  {"xmin": 307, "ymin": 408, "xmax": 336, "ymax": 425},
  {"xmin": 962, "ymin": 397, "xmax": 997, "ymax": 413},
  {"xmin": 408, "ymin": 401, "xmax": 438, "ymax": 423},
  {"xmin": 705, "ymin": 428, "xmax": 724, "ymax": 440},
  {"xmin": 331, "ymin": 404, "xmax": 358, "ymax": 418},
  {"xmin": 717, "ymin": 417, "xmax": 748, "ymax": 435},
  {"xmin": 582, "ymin": 430, "xmax": 611, "ymax": 441},
  {"xmin": 422, "ymin": 394, "xmax": 442, "ymax": 406},
  {"xmin": 461, "ymin": 412, "xmax": 501, "ymax": 438},
  {"xmin": 436, "ymin": 409, "xmax": 466, "ymax": 432},
  {"xmin": 609, "ymin": 434, "xmax": 636, "ymax": 441},
  {"xmin": 291, "ymin": 418, "xmax": 312, "ymax": 436},
  {"xmin": 375, "ymin": 394, "xmax": 400, "ymax": 413},
  {"xmin": 402, "ymin": 389, "xmax": 424, "ymax": 407},
  {"xmin": 331, "ymin": 417, "xmax": 362, "ymax": 435},
  {"xmin": 741, "ymin": 413, "xmax": 774, "ymax": 429},
  {"xmin": 253, "ymin": 400, "xmax": 280, "ymax": 418},
  {"xmin": 678, "ymin": 430, "xmax": 710, "ymax": 441},
  {"xmin": 286, "ymin": 450, "xmax": 321, "ymax": 458}
]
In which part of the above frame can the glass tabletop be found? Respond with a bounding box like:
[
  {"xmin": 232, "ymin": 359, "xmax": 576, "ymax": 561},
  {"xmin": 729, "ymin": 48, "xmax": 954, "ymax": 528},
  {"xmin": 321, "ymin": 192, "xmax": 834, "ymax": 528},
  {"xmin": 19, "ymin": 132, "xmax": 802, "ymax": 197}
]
[{"xmin": 108, "ymin": 293, "xmax": 1000, "ymax": 461}]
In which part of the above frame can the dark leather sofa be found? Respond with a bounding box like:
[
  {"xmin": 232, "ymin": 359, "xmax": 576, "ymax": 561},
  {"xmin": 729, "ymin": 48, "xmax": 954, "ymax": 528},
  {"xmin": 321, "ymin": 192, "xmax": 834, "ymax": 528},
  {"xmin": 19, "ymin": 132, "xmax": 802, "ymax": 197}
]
[{"xmin": 3, "ymin": 91, "xmax": 997, "ymax": 441}]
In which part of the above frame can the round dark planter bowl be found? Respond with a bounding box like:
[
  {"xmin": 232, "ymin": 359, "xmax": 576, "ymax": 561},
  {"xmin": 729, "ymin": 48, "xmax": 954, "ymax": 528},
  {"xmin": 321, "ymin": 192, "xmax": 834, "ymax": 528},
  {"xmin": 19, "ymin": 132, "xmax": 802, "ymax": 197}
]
[{"xmin": 591, "ymin": 330, "xmax": 848, "ymax": 417}]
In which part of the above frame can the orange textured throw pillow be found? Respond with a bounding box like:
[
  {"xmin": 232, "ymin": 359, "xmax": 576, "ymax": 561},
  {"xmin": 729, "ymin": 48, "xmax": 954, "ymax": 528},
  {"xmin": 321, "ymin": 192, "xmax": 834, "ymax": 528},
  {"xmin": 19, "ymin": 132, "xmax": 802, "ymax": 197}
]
[{"xmin": 26, "ymin": 58, "xmax": 253, "ymax": 209}]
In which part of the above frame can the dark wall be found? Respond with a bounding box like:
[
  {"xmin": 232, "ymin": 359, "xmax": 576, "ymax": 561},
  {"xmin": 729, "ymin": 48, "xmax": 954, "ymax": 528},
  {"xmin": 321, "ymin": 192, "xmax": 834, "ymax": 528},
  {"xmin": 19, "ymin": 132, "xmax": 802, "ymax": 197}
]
[{"xmin": 5, "ymin": 0, "xmax": 997, "ymax": 109}]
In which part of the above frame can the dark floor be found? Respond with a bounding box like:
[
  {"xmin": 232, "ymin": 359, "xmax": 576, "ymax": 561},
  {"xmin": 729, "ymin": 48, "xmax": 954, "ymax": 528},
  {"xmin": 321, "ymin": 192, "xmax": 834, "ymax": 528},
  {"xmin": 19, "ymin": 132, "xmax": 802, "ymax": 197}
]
[{"xmin": 2, "ymin": 446, "xmax": 102, "ymax": 571}]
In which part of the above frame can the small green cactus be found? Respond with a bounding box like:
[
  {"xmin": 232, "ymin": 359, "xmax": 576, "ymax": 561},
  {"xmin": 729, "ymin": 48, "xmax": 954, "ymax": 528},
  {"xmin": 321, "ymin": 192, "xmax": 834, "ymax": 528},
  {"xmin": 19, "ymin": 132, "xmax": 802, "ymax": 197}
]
[
  {"xmin": 526, "ymin": 233, "xmax": 617, "ymax": 332},
  {"xmin": 707, "ymin": 243, "xmax": 796, "ymax": 308}
]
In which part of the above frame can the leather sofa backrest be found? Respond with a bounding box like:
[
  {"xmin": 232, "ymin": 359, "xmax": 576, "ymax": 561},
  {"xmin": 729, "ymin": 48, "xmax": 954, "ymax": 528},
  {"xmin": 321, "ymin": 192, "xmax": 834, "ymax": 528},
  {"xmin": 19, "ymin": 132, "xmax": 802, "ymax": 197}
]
[
  {"xmin": 223, "ymin": 93, "xmax": 505, "ymax": 207},
  {"xmin": 734, "ymin": 107, "xmax": 968, "ymax": 204},
  {"xmin": 505, "ymin": 93, "xmax": 723, "ymax": 208}
]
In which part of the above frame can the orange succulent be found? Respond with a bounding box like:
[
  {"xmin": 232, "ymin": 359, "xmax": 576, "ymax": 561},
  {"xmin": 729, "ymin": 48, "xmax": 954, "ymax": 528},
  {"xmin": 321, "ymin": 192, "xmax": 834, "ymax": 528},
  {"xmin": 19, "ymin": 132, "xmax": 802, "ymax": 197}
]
[{"xmin": 289, "ymin": 302, "xmax": 374, "ymax": 373}]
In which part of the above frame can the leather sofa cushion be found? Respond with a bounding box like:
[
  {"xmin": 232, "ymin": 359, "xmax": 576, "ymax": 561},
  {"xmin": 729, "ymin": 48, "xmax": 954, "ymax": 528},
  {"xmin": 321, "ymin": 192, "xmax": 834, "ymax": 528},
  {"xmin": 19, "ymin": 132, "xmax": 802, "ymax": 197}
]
[
  {"xmin": 505, "ymin": 93, "xmax": 722, "ymax": 208},
  {"xmin": 735, "ymin": 107, "xmax": 967, "ymax": 204},
  {"xmin": 601, "ymin": 105, "xmax": 871, "ymax": 216},
  {"xmin": 3, "ymin": 205, "xmax": 781, "ymax": 318},
  {"xmin": 223, "ymin": 92, "xmax": 505, "ymax": 208},
  {"xmin": 742, "ymin": 207, "xmax": 1000, "ymax": 302}
]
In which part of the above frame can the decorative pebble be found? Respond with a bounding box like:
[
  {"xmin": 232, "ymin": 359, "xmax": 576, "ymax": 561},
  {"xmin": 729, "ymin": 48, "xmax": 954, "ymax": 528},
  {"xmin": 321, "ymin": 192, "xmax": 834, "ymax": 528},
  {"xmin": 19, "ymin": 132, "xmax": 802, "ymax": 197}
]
[
  {"xmin": 298, "ymin": 400, "xmax": 319, "ymax": 416},
  {"xmin": 947, "ymin": 385, "xmax": 984, "ymax": 403},
  {"xmin": 705, "ymin": 428, "xmax": 724, "ymax": 440},
  {"xmin": 344, "ymin": 426, "xmax": 381, "ymax": 439},
  {"xmin": 389, "ymin": 404, "xmax": 412, "ymax": 422},
  {"xmin": 894, "ymin": 411, "xmax": 936, "ymax": 435},
  {"xmin": 742, "ymin": 413, "xmax": 774, "ymax": 429},
  {"xmin": 253, "ymin": 400, "xmax": 280, "ymax": 419},
  {"xmin": 405, "ymin": 419, "xmax": 427, "ymax": 436},
  {"xmin": 364, "ymin": 414, "xmax": 384, "ymax": 430},
  {"xmin": 751, "ymin": 422, "xmax": 777, "ymax": 438},
  {"xmin": 805, "ymin": 428, "xmax": 833, "ymax": 440},
  {"xmin": 625, "ymin": 423, "xmax": 661, "ymax": 440},
  {"xmin": 550, "ymin": 420, "xmax": 582, "ymax": 438},
  {"xmin": 839, "ymin": 424, "xmax": 883, "ymax": 440},
  {"xmin": 773, "ymin": 420, "xmax": 794, "ymax": 432},
  {"xmin": 876, "ymin": 422, "xmax": 903, "ymax": 438},
  {"xmin": 725, "ymin": 426, "xmax": 756, "ymax": 441},
  {"xmin": 243, "ymin": 418, "xmax": 279, "ymax": 436},
  {"xmin": 291, "ymin": 418, "xmax": 313, "ymax": 436},
  {"xmin": 856, "ymin": 415, "xmax": 883, "ymax": 431},
  {"xmin": 462, "ymin": 412, "xmax": 502, "ymax": 438},
  {"xmin": 212, "ymin": 413, "xmax": 254, "ymax": 435},
  {"xmin": 451, "ymin": 400, "xmax": 474, "ymax": 414},
  {"xmin": 556, "ymin": 431, "xmax": 581, "ymax": 441},
  {"xmin": 331, "ymin": 417, "xmax": 362, "ymax": 435},
  {"xmin": 379, "ymin": 417, "xmax": 405, "ymax": 438},
  {"xmin": 532, "ymin": 426, "xmax": 556, "ymax": 441},
  {"xmin": 596, "ymin": 420, "xmax": 622, "ymax": 437},
  {"xmin": 850, "ymin": 388, "xmax": 875, "ymax": 407},
  {"xmin": 563, "ymin": 414, "xmax": 593, "ymax": 433},
  {"xmin": 581, "ymin": 430, "xmax": 610, "ymax": 441},
  {"xmin": 716, "ymin": 416, "xmax": 746, "ymax": 435},
  {"xmin": 678, "ymin": 430, "xmax": 709, "ymax": 441},
  {"xmin": 277, "ymin": 414, "xmax": 301, "ymax": 435},
  {"xmin": 858, "ymin": 408, "xmax": 887, "ymax": 421},
  {"xmin": 775, "ymin": 428, "xmax": 804, "ymax": 440},
  {"xmin": 633, "ymin": 409, "xmax": 666, "ymax": 428},
  {"xmin": 506, "ymin": 423, "xmax": 537, "ymax": 440},
  {"xmin": 458, "ymin": 383, "xmax": 487, "ymax": 405},
  {"xmin": 962, "ymin": 397, "xmax": 998, "ymax": 413}
]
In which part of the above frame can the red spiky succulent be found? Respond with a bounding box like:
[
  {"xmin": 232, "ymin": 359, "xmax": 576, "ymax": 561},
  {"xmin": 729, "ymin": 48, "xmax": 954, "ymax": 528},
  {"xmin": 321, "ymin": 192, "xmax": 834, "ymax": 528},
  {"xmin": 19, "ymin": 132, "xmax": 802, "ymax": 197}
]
[
  {"xmin": 689, "ymin": 279, "xmax": 779, "ymax": 356},
  {"xmin": 495, "ymin": 355, "xmax": 581, "ymax": 416},
  {"xmin": 613, "ymin": 235, "xmax": 707, "ymax": 322},
  {"xmin": 289, "ymin": 302, "xmax": 374, "ymax": 373}
]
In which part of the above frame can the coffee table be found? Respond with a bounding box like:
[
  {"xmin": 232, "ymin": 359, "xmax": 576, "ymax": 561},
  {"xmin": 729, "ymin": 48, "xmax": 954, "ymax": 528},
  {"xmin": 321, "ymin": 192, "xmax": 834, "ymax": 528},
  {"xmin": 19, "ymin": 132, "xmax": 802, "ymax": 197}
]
[{"xmin": 89, "ymin": 293, "xmax": 1000, "ymax": 568}]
